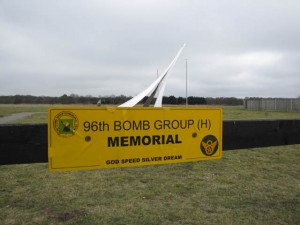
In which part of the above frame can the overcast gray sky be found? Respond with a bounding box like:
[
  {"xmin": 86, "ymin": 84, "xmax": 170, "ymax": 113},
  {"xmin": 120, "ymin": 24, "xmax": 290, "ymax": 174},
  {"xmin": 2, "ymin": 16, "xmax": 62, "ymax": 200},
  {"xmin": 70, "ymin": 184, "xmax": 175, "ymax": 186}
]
[{"xmin": 1, "ymin": 0, "xmax": 299, "ymax": 98}]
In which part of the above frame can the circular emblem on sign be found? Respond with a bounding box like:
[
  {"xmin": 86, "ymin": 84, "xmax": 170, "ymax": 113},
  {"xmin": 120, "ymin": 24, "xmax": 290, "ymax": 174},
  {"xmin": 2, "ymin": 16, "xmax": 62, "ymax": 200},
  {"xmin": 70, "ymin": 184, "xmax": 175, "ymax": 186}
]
[
  {"xmin": 200, "ymin": 135, "xmax": 219, "ymax": 156},
  {"xmin": 53, "ymin": 111, "xmax": 79, "ymax": 137}
]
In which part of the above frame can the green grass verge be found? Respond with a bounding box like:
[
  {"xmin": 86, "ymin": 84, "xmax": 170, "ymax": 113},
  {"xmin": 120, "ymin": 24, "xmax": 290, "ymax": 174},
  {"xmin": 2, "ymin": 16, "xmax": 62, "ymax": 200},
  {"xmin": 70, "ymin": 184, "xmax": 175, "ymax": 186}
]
[
  {"xmin": 1, "ymin": 145, "xmax": 299, "ymax": 225},
  {"xmin": 0, "ymin": 104, "xmax": 48, "ymax": 116},
  {"xmin": 1, "ymin": 105, "xmax": 300, "ymax": 124},
  {"xmin": 222, "ymin": 106, "xmax": 300, "ymax": 120},
  {"xmin": 11, "ymin": 113, "xmax": 48, "ymax": 124}
]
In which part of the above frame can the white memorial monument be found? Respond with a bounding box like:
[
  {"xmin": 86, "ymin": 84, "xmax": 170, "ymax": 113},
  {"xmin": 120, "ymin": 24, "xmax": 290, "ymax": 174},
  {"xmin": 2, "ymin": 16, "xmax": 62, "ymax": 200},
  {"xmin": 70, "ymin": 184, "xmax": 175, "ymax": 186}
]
[{"xmin": 119, "ymin": 44, "xmax": 186, "ymax": 107}]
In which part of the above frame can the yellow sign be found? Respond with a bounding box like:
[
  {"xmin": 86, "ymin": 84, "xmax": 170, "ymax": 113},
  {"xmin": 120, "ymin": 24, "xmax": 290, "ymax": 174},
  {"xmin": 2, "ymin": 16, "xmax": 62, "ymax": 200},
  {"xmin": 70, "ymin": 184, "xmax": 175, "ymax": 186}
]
[{"xmin": 48, "ymin": 107, "xmax": 222, "ymax": 171}]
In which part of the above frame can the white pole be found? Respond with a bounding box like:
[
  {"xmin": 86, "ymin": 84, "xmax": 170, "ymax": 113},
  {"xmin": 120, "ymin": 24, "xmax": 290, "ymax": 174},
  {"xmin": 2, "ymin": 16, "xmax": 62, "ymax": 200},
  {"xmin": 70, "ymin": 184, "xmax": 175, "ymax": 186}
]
[{"xmin": 186, "ymin": 59, "xmax": 188, "ymax": 106}]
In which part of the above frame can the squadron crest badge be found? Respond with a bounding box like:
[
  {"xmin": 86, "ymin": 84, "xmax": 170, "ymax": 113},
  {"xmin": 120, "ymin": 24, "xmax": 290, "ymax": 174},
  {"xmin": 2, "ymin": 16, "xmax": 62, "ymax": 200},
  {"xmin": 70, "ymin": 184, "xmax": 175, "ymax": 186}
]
[
  {"xmin": 200, "ymin": 135, "xmax": 219, "ymax": 156},
  {"xmin": 53, "ymin": 111, "xmax": 79, "ymax": 137}
]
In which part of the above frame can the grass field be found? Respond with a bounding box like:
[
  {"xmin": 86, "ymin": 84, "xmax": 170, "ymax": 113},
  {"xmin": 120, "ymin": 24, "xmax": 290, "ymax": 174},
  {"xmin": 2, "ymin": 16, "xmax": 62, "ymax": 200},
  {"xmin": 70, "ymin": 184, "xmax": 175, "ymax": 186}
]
[
  {"xmin": 1, "ymin": 145, "xmax": 299, "ymax": 225},
  {"xmin": 0, "ymin": 104, "xmax": 48, "ymax": 124},
  {"xmin": 1, "ymin": 104, "xmax": 300, "ymax": 124},
  {"xmin": 0, "ymin": 104, "xmax": 300, "ymax": 224}
]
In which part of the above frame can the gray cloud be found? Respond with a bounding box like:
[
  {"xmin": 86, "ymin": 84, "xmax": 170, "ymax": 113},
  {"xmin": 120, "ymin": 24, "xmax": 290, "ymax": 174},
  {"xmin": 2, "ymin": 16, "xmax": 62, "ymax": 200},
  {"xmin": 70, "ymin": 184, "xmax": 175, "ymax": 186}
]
[{"xmin": 1, "ymin": 0, "xmax": 299, "ymax": 98}]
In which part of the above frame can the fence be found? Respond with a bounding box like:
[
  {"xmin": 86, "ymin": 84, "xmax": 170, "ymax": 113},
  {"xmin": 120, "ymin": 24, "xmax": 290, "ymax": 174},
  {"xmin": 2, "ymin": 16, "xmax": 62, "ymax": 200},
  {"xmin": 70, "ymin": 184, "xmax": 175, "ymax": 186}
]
[
  {"xmin": 244, "ymin": 98, "xmax": 300, "ymax": 112},
  {"xmin": 1, "ymin": 120, "xmax": 300, "ymax": 165}
]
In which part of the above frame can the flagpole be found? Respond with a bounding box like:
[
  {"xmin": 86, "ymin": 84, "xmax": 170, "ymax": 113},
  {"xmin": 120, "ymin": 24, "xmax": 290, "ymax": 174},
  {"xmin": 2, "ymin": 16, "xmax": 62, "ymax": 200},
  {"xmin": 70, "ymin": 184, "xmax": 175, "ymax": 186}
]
[{"xmin": 186, "ymin": 59, "xmax": 188, "ymax": 107}]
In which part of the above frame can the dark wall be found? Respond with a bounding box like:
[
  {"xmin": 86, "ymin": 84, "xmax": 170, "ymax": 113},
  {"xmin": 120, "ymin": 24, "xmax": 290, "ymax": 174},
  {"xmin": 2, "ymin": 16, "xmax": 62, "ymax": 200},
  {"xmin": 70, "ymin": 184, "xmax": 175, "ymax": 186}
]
[
  {"xmin": 1, "ymin": 120, "xmax": 299, "ymax": 165},
  {"xmin": 223, "ymin": 120, "xmax": 300, "ymax": 150},
  {"xmin": 0, "ymin": 124, "xmax": 48, "ymax": 164}
]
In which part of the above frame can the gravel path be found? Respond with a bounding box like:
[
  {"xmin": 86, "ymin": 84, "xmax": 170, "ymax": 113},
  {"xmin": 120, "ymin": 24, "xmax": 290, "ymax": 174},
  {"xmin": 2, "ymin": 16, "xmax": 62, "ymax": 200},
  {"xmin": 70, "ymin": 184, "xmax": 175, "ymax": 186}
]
[{"xmin": 0, "ymin": 112, "xmax": 37, "ymax": 124}]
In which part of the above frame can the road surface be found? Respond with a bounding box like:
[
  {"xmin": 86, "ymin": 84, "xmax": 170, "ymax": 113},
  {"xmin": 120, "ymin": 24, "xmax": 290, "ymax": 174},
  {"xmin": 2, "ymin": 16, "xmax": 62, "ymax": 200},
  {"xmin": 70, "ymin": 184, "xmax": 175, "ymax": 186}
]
[{"xmin": 0, "ymin": 112, "xmax": 37, "ymax": 124}]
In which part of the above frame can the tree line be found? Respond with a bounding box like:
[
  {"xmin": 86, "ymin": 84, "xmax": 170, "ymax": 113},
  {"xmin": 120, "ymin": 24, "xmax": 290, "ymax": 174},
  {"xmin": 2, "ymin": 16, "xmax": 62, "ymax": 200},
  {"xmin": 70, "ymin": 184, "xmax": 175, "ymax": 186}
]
[{"xmin": 0, "ymin": 94, "xmax": 243, "ymax": 105}]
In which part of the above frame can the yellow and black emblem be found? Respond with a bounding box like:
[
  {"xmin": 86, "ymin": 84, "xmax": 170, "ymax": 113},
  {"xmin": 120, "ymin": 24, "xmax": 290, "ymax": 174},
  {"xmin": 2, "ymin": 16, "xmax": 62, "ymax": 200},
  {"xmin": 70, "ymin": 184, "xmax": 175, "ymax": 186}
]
[
  {"xmin": 53, "ymin": 111, "xmax": 79, "ymax": 137},
  {"xmin": 200, "ymin": 135, "xmax": 219, "ymax": 156}
]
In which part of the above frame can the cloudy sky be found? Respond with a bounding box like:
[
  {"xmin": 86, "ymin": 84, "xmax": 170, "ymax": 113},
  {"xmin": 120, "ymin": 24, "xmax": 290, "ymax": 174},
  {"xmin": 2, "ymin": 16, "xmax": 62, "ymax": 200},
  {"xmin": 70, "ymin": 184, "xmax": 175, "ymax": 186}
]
[{"xmin": 1, "ymin": 0, "xmax": 300, "ymax": 98}]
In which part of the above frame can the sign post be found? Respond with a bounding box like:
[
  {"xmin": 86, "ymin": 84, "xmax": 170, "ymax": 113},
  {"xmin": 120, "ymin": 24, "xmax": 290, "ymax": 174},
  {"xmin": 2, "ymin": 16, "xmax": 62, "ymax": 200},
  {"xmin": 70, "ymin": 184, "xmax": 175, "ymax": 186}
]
[{"xmin": 48, "ymin": 107, "xmax": 222, "ymax": 171}]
